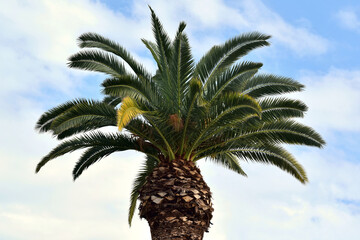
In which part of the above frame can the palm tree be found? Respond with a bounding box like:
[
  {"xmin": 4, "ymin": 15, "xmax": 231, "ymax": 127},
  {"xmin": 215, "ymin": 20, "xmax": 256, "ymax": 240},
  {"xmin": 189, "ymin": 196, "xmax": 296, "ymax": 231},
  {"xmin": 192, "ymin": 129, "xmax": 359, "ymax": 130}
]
[{"xmin": 35, "ymin": 7, "xmax": 325, "ymax": 240}]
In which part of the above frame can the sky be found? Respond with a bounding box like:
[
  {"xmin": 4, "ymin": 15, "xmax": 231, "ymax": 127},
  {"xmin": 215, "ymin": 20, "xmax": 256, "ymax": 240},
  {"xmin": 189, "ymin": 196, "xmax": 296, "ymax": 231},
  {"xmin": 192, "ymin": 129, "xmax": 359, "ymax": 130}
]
[{"xmin": 0, "ymin": 0, "xmax": 360, "ymax": 239}]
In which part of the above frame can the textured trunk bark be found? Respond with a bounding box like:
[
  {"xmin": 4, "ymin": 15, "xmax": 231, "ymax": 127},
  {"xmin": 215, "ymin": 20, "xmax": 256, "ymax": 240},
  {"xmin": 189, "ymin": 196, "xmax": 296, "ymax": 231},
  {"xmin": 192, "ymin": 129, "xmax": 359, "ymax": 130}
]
[{"xmin": 139, "ymin": 158, "xmax": 213, "ymax": 240}]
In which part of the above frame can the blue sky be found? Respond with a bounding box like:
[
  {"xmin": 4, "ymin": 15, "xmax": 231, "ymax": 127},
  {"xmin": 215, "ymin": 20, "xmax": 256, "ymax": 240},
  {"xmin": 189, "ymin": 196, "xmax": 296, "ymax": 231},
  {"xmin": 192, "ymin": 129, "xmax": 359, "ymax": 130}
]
[{"xmin": 0, "ymin": 0, "xmax": 360, "ymax": 239}]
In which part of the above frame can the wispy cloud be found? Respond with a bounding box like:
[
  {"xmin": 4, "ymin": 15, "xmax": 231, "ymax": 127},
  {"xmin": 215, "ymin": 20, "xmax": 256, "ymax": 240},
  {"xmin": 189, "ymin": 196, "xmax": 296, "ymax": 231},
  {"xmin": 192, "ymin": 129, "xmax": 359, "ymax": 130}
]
[
  {"xmin": 336, "ymin": 9, "xmax": 360, "ymax": 32},
  {"xmin": 232, "ymin": 0, "xmax": 329, "ymax": 56},
  {"xmin": 142, "ymin": 0, "xmax": 329, "ymax": 56},
  {"xmin": 293, "ymin": 68, "xmax": 360, "ymax": 132}
]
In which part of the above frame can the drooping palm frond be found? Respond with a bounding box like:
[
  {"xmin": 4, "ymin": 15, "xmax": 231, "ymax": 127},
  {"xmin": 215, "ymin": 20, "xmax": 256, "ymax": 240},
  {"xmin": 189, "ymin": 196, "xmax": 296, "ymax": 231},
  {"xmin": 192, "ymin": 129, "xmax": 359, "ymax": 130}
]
[
  {"xmin": 237, "ymin": 120, "xmax": 325, "ymax": 147},
  {"xmin": 68, "ymin": 50, "xmax": 127, "ymax": 78},
  {"xmin": 128, "ymin": 155, "xmax": 158, "ymax": 226},
  {"xmin": 36, "ymin": 99, "xmax": 117, "ymax": 139},
  {"xmin": 50, "ymin": 100, "xmax": 117, "ymax": 135},
  {"xmin": 72, "ymin": 146, "xmax": 120, "ymax": 179},
  {"xmin": 55, "ymin": 118, "xmax": 116, "ymax": 140},
  {"xmin": 36, "ymin": 98, "xmax": 90, "ymax": 133},
  {"xmin": 196, "ymin": 144, "xmax": 307, "ymax": 183},
  {"xmin": 102, "ymin": 75, "xmax": 161, "ymax": 108},
  {"xmin": 240, "ymin": 74, "xmax": 304, "ymax": 98},
  {"xmin": 207, "ymin": 152, "xmax": 248, "ymax": 176},
  {"xmin": 195, "ymin": 120, "xmax": 324, "ymax": 159},
  {"xmin": 78, "ymin": 32, "xmax": 152, "ymax": 80},
  {"xmin": 117, "ymin": 97, "xmax": 146, "ymax": 131},
  {"xmin": 231, "ymin": 145, "xmax": 308, "ymax": 183},
  {"xmin": 102, "ymin": 95, "xmax": 122, "ymax": 107},
  {"xmin": 36, "ymin": 132, "xmax": 139, "ymax": 173},
  {"xmin": 256, "ymin": 97, "xmax": 307, "ymax": 121}
]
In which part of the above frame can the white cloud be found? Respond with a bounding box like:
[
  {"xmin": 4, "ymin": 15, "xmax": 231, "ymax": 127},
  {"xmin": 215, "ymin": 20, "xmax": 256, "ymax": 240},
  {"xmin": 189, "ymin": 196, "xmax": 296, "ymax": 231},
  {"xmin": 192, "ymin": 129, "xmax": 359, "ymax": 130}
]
[
  {"xmin": 0, "ymin": 0, "xmax": 329, "ymax": 103},
  {"xmin": 140, "ymin": 0, "xmax": 329, "ymax": 57},
  {"xmin": 337, "ymin": 9, "xmax": 360, "ymax": 31},
  {"xmin": 293, "ymin": 68, "xmax": 360, "ymax": 132},
  {"xmin": 0, "ymin": 0, "xmax": 155, "ymax": 103},
  {"xmin": 234, "ymin": 0, "xmax": 328, "ymax": 55}
]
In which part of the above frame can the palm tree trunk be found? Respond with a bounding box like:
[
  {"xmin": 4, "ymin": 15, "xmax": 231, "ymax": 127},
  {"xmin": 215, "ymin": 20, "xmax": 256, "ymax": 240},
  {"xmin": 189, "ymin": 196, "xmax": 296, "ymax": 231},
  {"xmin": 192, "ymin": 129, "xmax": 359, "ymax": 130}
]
[{"xmin": 139, "ymin": 157, "xmax": 213, "ymax": 240}]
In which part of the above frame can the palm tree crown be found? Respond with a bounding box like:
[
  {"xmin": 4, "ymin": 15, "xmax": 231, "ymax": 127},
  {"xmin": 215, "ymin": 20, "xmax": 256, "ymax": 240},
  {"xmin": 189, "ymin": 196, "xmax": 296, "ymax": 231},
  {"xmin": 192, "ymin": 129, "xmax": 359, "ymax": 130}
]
[{"xmin": 35, "ymin": 7, "xmax": 325, "ymax": 225}]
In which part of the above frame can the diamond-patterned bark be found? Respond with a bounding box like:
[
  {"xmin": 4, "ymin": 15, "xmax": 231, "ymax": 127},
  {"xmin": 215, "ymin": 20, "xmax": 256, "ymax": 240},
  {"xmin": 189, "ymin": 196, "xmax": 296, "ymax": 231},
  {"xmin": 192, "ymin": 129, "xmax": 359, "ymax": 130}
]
[{"xmin": 139, "ymin": 158, "xmax": 213, "ymax": 240}]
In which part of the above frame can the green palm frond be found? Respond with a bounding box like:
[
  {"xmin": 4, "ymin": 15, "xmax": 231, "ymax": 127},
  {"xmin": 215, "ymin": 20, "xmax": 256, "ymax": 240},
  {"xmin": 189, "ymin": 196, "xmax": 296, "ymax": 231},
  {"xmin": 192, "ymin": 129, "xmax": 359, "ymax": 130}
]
[
  {"xmin": 128, "ymin": 155, "xmax": 158, "ymax": 226},
  {"xmin": 197, "ymin": 144, "xmax": 307, "ymax": 183},
  {"xmin": 36, "ymin": 98, "xmax": 90, "ymax": 133},
  {"xmin": 50, "ymin": 100, "xmax": 116, "ymax": 134},
  {"xmin": 194, "ymin": 32, "xmax": 270, "ymax": 84},
  {"xmin": 102, "ymin": 76, "xmax": 158, "ymax": 105},
  {"xmin": 141, "ymin": 39, "xmax": 160, "ymax": 66},
  {"xmin": 169, "ymin": 22, "xmax": 194, "ymax": 114},
  {"xmin": 149, "ymin": 7, "xmax": 172, "ymax": 78},
  {"xmin": 204, "ymin": 61, "xmax": 263, "ymax": 102},
  {"xmin": 143, "ymin": 113, "xmax": 176, "ymax": 160},
  {"xmin": 238, "ymin": 120, "xmax": 325, "ymax": 147},
  {"xmin": 126, "ymin": 119, "xmax": 167, "ymax": 154},
  {"xmin": 68, "ymin": 50, "xmax": 127, "ymax": 77},
  {"xmin": 102, "ymin": 95, "xmax": 122, "ymax": 107},
  {"xmin": 241, "ymin": 74, "xmax": 304, "ymax": 97},
  {"xmin": 185, "ymin": 93, "xmax": 262, "ymax": 158},
  {"xmin": 195, "ymin": 120, "xmax": 325, "ymax": 160},
  {"xmin": 36, "ymin": 132, "xmax": 138, "ymax": 173},
  {"xmin": 78, "ymin": 32, "xmax": 152, "ymax": 80},
  {"xmin": 258, "ymin": 97, "xmax": 307, "ymax": 121},
  {"xmin": 232, "ymin": 145, "xmax": 308, "ymax": 183},
  {"xmin": 73, "ymin": 146, "xmax": 120, "ymax": 180},
  {"xmin": 56, "ymin": 118, "xmax": 116, "ymax": 140},
  {"xmin": 179, "ymin": 78, "xmax": 203, "ymax": 154},
  {"xmin": 207, "ymin": 152, "xmax": 247, "ymax": 176}
]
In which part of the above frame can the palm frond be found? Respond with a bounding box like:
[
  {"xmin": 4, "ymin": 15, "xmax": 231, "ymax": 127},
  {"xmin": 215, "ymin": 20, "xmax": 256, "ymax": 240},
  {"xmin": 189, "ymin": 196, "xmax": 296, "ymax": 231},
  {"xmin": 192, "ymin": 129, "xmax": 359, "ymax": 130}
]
[
  {"xmin": 128, "ymin": 155, "xmax": 158, "ymax": 226},
  {"xmin": 179, "ymin": 78, "xmax": 203, "ymax": 154},
  {"xmin": 194, "ymin": 32, "xmax": 270, "ymax": 84},
  {"xmin": 72, "ymin": 146, "xmax": 119, "ymax": 180},
  {"xmin": 50, "ymin": 100, "xmax": 116, "ymax": 134},
  {"xmin": 36, "ymin": 132, "xmax": 138, "ymax": 173},
  {"xmin": 117, "ymin": 97, "xmax": 146, "ymax": 131},
  {"xmin": 78, "ymin": 32, "xmax": 152, "ymax": 80},
  {"xmin": 206, "ymin": 152, "xmax": 247, "ymax": 176},
  {"xmin": 68, "ymin": 50, "xmax": 127, "ymax": 77},
  {"xmin": 197, "ymin": 144, "xmax": 307, "ymax": 183},
  {"xmin": 36, "ymin": 99, "xmax": 90, "ymax": 133},
  {"xmin": 102, "ymin": 95, "xmax": 122, "ymax": 107},
  {"xmin": 258, "ymin": 97, "xmax": 307, "ymax": 121},
  {"xmin": 141, "ymin": 39, "xmax": 160, "ymax": 67},
  {"xmin": 185, "ymin": 93, "xmax": 262, "ymax": 158},
  {"xmin": 149, "ymin": 7, "xmax": 172, "ymax": 78},
  {"xmin": 241, "ymin": 74, "xmax": 304, "ymax": 97},
  {"xmin": 232, "ymin": 145, "xmax": 308, "ymax": 183},
  {"xmin": 56, "ymin": 118, "xmax": 116, "ymax": 140},
  {"xmin": 170, "ymin": 23, "xmax": 194, "ymax": 114},
  {"xmin": 102, "ymin": 76, "xmax": 158, "ymax": 105},
  {"xmin": 204, "ymin": 61, "xmax": 263, "ymax": 102},
  {"xmin": 238, "ymin": 120, "xmax": 325, "ymax": 147},
  {"xmin": 195, "ymin": 120, "xmax": 325, "ymax": 159}
]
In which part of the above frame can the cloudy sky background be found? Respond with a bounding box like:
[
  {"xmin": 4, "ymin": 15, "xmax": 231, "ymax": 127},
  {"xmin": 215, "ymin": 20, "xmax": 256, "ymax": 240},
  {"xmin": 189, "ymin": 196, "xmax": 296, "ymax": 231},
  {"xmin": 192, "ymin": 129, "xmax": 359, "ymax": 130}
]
[{"xmin": 1, "ymin": 0, "xmax": 360, "ymax": 239}]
